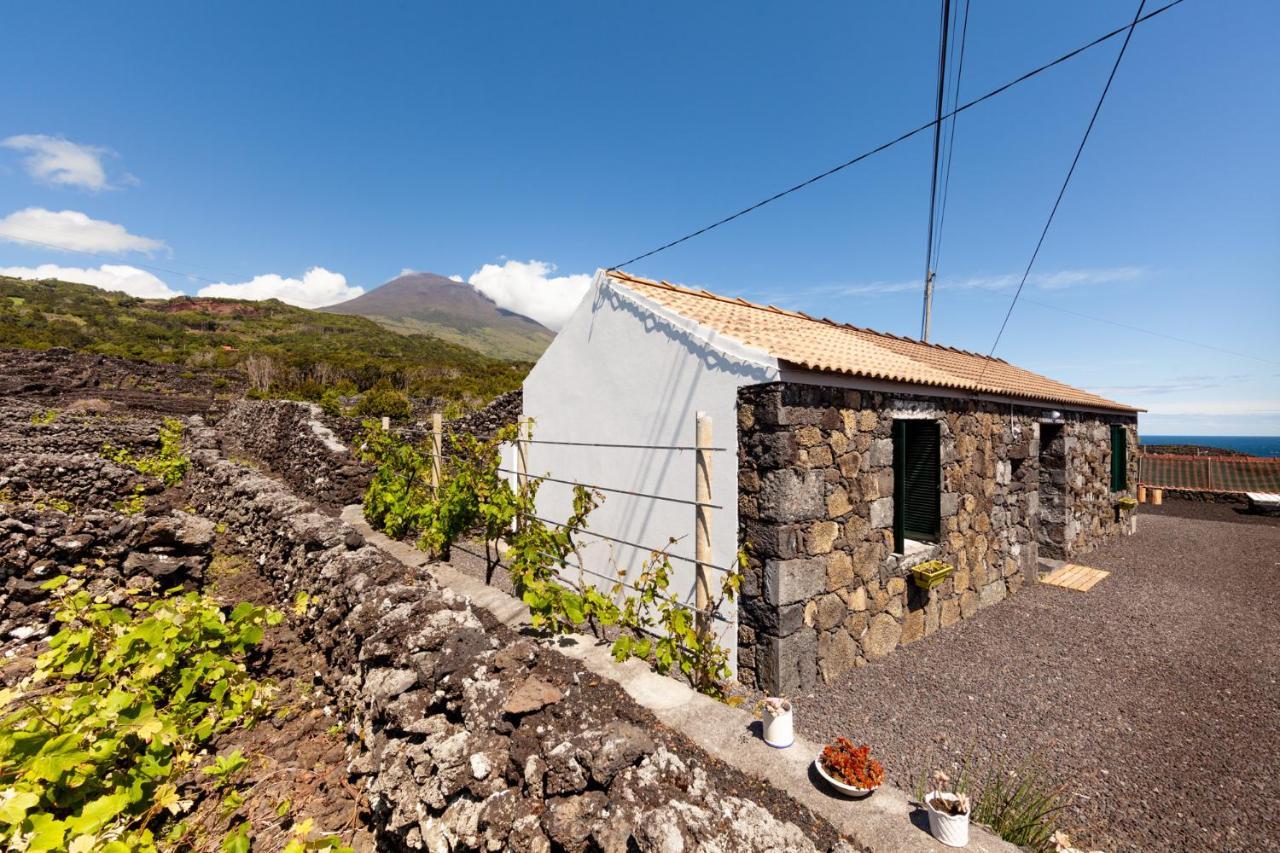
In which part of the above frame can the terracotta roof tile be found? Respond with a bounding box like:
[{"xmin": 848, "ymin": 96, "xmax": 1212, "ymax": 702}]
[{"xmin": 606, "ymin": 270, "xmax": 1138, "ymax": 413}]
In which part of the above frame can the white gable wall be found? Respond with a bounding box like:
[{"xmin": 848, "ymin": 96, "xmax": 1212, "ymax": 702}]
[{"xmin": 521, "ymin": 271, "xmax": 779, "ymax": 667}]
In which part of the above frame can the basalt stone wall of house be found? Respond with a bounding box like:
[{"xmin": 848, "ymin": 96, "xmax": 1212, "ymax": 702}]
[
  {"xmin": 736, "ymin": 381, "xmax": 1137, "ymax": 694},
  {"xmin": 1058, "ymin": 419, "xmax": 1140, "ymax": 556}
]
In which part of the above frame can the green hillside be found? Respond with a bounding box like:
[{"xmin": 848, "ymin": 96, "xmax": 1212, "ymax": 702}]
[{"xmin": 0, "ymin": 275, "xmax": 530, "ymax": 402}]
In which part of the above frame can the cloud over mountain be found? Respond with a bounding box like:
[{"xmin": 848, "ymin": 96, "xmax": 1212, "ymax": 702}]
[
  {"xmin": 197, "ymin": 267, "xmax": 363, "ymax": 308},
  {"xmin": 466, "ymin": 259, "xmax": 590, "ymax": 331}
]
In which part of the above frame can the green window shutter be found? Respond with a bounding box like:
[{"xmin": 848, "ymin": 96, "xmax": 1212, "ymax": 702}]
[
  {"xmin": 1110, "ymin": 425, "xmax": 1127, "ymax": 491},
  {"xmin": 893, "ymin": 420, "xmax": 941, "ymax": 549}
]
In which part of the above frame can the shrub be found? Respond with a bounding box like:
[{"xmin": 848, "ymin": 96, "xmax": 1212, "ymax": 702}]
[
  {"xmin": 360, "ymin": 423, "xmax": 436, "ymax": 539},
  {"xmin": 359, "ymin": 423, "xmax": 742, "ymax": 698},
  {"xmin": 318, "ymin": 389, "xmax": 343, "ymax": 417},
  {"xmin": 0, "ymin": 579, "xmax": 281, "ymax": 851},
  {"xmin": 350, "ymin": 381, "xmax": 412, "ymax": 421}
]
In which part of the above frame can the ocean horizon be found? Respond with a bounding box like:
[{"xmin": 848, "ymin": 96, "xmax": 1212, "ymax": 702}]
[{"xmin": 1139, "ymin": 435, "xmax": 1280, "ymax": 458}]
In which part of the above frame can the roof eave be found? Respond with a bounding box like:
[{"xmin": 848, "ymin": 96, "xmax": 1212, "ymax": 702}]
[{"xmin": 777, "ymin": 360, "xmax": 1142, "ymax": 415}]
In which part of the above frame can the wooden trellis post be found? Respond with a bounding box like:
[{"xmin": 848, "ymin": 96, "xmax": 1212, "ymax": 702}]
[
  {"xmin": 695, "ymin": 412, "xmax": 713, "ymax": 642},
  {"xmin": 515, "ymin": 417, "xmax": 530, "ymax": 531},
  {"xmin": 431, "ymin": 412, "xmax": 443, "ymax": 492}
]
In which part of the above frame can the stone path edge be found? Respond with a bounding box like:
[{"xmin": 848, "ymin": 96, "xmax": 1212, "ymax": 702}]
[{"xmin": 339, "ymin": 506, "xmax": 1017, "ymax": 853}]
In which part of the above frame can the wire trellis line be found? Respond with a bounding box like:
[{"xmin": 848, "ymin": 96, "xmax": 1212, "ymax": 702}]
[
  {"xmin": 553, "ymin": 558, "xmax": 732, "ymax": 625},
  {"xmin": 516, "ymin": 438, "xmax": 728, "ymax": 452},
  {"xmin": 523, "ymin": 514, "xmax": 736, "ymax": 574},
  {"xmin": 496, "ymin": 467, "xmax": 723, "ymax": 509}
]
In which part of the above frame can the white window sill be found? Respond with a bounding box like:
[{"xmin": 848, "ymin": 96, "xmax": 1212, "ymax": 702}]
[{"xmin": 893, "ymin": 539, "xmax": 942, "ymax": 569}]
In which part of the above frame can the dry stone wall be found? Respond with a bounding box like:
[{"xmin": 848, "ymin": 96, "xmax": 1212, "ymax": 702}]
[
  {"xmin": 0, "ymin": 411, "xmax": 214, "ymax": 642},
  {"xmin": 0, "ymin": 347, "xmax": 234, "ymax": 414},
  {"xmin": 736, "ymin": 382, "xmax": 1138, "ymax": 694},
  {"xmin": 186, "ymin": 418, "xmax": 851, "ymax": 852},
  {"xmin": 216, "ymin": 392, "xmax": 523, "ymax": 514},
  {"xmin": 217, "ymin": 400, "xmax": 370, "ymax": 512}
]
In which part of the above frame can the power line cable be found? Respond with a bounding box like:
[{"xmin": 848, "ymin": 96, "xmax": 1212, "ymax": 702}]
[
  {"xmin": 920, "ymin": 0, "xmax": 953, "ymax": 342},
  {"xmin": 978, "ymin": 0, "xmax": 1148, "ymax": 384},
  {"xmin": 930, "ymin": 0, "xmax": 972, "ymax": 281},
  {"xmin": 608, "ymin": 0, "xmax": 1185, "ymax": 272},
  {"xmin": 1015, "ymin": 295, "xmax": 1280, "ymax": 366}
]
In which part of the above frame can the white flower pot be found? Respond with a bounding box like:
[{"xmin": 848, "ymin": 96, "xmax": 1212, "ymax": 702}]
[
  {"xmin": 761, "ymin": 698, "xmax": 793, "ymax": 748},
  {"xmin": 925, "ymin": 791, "xmax": 970, "ymax": 848}
]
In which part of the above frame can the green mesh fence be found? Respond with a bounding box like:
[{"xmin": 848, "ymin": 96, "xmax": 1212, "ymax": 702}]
[{"xmin": 1139, "ymin": 454, "xmax": 1280, "ymax": 493}]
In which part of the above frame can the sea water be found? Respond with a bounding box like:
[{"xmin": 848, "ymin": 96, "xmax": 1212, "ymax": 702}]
[{"xmin": 1139, "ymin": 435, "xmax": 1280, "ymax": 458}]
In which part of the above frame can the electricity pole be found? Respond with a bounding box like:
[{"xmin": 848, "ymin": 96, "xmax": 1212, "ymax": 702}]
[{"xmin": 921, "ymin": 0, "xmax": 951, "ymax": 342}]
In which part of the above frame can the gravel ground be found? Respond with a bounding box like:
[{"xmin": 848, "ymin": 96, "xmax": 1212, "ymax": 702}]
[{"xmin": 792, "ymin": 501, "xmax": 1280, "ymax": 852}]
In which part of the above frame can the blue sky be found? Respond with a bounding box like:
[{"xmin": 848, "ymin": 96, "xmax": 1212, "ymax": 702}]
[{"xmin": 1, "ymin": 1, "xmax": 1276, "ymax": 434}]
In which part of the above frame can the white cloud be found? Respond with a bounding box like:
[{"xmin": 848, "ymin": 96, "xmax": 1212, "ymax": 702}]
[
  {"xmin": 1032, "ymin": 266, "xmax": 1144, "ymax": 290},
  {"xmin": 467, "ymin": 259, "xmax": 590, "ymax": 331},
  {"xmin": 448, "ymin": 274, "xmax": 464, "ymax": 283},
  {"xmin": 1, "ymin": 134, "xmax": 120, "ymax": 191},
  {"xmin": 1140, "ymin": 399, "xmax": 1280, "ymax": 417},
  {"xmin": 0, "ymin": 208, "xmax": 166, "ymax": 255},
  {"xmin": 196, "ymin": 267, "xmax": 363, "ymax": 308},
  {"xmin": 1137, "ymin": 400, "xmax": 1280, "ymax": 436},
  {"xmin": 777, "ymin": 266, "xmax": 1147, "ymax": 299},
  {"xmin": 1089, "ymin": 375, "xmax": 1253, "ymax": 398},
  {"xmin": 0, "ymin": 263, "xmax": 179, "ymax": 299}
]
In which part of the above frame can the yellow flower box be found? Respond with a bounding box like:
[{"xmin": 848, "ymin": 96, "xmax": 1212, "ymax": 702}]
[{"xmin": 911, "ymin": 560, "xmax": 954, "ymax": 591}]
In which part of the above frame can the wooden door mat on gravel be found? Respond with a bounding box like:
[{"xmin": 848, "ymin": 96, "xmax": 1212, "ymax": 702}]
[{"xmin": 1041, "ymin": 563, "xmax": 1110, "ymax": 592}]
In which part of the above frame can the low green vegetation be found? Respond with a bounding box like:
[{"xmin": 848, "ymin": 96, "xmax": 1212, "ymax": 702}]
[
  {"xmin": 102, "ymin": 418, "xmax": 190, "ymax": 487},
  {"xmin": 916, "ymin": 757, "xmax": 1069, "ymax": 851},
  {"xmin": 318, "ymin": 389, "xmax": 343, "ymax": 417},
  {"xmin": 113, "ymin": 486, "xmax": 147, "ymax": 516},
  {"xmin": 29, "ymin": 409, "xmax": 59, "ymax": 425},
  {"xmin": 0, "ymin": 275, "xmax": 529, "ymax": 403},
  {"xmin": 0, "ymin": 578, "xmax": 281, "ymax": 852},
  {"xmin": 348, "ymin": 380, "xmax": 413, "ymax": 421},
  {"xmin": 967, "ymin": 763, "xmax": 1068, "ymax": 851},
  {"xmin": 359, "ymin": 422, "xmax": 741, "ymax": 697}
]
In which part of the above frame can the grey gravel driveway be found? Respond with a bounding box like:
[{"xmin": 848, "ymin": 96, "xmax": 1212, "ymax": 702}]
[{"xmin": 791, "ymin": 501, "xmax": 1280, "ymax": 852}]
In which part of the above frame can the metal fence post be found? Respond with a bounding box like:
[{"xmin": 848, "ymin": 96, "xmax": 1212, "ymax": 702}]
[
  {"xmin": 431, "ymin": 412, "xmax": 443, "ymax": 493},
  {"xmin": 695, "ymin": 413, "xmax": 713, "ymax": 642}
]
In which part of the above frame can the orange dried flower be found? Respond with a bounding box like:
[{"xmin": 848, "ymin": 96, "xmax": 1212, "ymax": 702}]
[{"xmin": 820, "ymin": 737, "xmax": 885, "ymax": 789}]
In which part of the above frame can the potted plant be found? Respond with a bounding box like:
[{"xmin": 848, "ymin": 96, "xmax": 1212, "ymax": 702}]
[
  {"xmin": 756, "ymin": 696, "xmax": 793, "ymax": 749},
  {"xmin": 1114, "ymin": 496, "xmax": 1139, "ymax": 529},
  {"xmin": 910, "ymin": 559, "xmax": 954, "ymax": 591},
  {"xmin": 814, "ymin": 737, "xmax": 884, "ymax": 797},
  {"xmin": 924, "ymin": 770, "xmax": 971, "ymax": 848}
]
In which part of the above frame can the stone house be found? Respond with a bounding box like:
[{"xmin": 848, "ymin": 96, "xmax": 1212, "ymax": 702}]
[{"xmin": 522, "ymin": 270, "xmax": 1140, "ymax": 693}]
